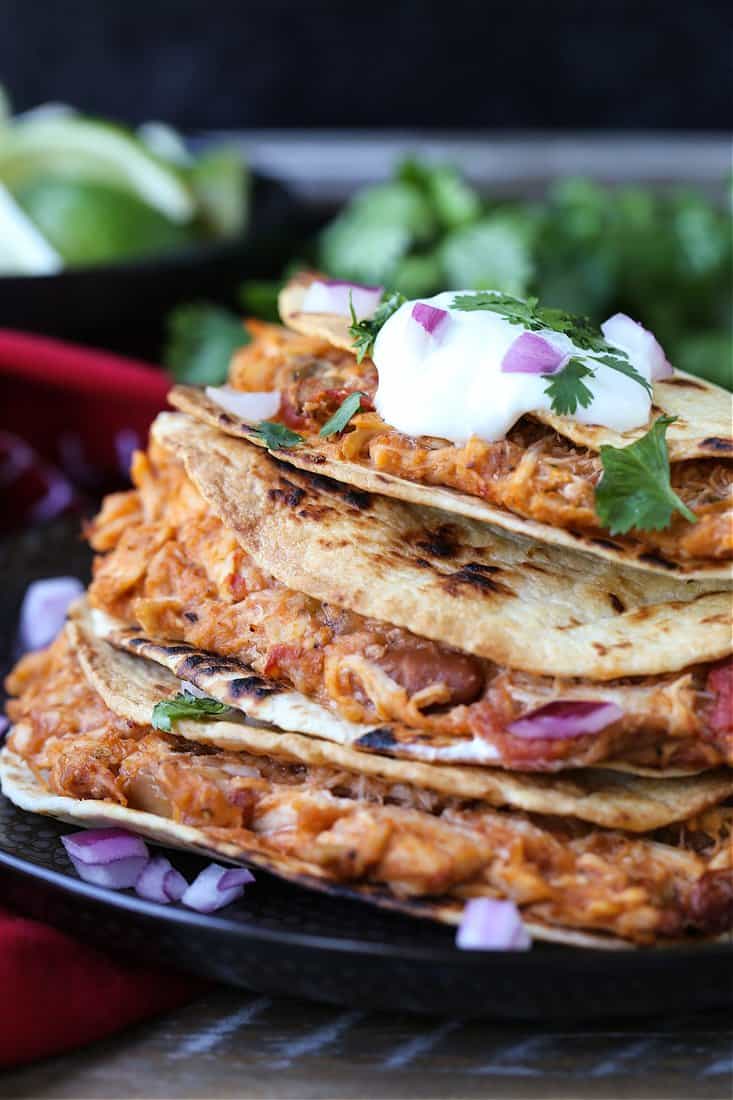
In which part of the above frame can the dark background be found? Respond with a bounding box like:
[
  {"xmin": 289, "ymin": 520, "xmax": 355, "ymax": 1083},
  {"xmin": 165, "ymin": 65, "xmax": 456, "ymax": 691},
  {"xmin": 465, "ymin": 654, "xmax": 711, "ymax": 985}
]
[{"xmin": 2, "ymin": 0, "xmax": 731, "ymax": 131}]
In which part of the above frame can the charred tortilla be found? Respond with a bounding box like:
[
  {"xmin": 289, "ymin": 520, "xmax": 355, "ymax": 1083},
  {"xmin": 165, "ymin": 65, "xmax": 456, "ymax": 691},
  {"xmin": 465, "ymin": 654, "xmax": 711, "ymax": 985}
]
[
  {"xmin": 84, "ymin": 431, "xmax": 732, "ymax": 774},
  {"xmin": 167, "ymin": 278, "xmax": 732, "ymax": 581},
  {"xmin": 153, "ymin": 413, "xmax": 732, "ymax": 680},
  {"xmin": 4, "ymin": 634, "xmax": 732, "ymax": 947},
  {"xmin": 68, "ymin": 606, "xmax": 733, "ymax": 834}
]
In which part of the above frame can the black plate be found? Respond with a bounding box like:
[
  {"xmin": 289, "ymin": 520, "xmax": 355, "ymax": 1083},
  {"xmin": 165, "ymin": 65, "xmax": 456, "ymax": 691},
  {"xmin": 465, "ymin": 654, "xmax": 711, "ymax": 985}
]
[{"xmin": 1, "ymin": 522, "xmax": 732, "ymax": 1021}]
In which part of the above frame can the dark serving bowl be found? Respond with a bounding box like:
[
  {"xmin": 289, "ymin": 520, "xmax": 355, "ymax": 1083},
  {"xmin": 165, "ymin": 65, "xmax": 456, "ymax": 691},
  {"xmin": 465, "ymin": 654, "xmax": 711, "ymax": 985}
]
[{"xmin": 0, "ymin": 175, "xmax": 303, "ymax": 361}]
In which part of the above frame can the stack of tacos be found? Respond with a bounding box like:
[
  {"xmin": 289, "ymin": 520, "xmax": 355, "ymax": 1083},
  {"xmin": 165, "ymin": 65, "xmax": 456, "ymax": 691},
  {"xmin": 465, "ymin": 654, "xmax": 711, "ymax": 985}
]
[{"xmin": 3, "ymin": 273, "xmax": 732, "ymax": 949}]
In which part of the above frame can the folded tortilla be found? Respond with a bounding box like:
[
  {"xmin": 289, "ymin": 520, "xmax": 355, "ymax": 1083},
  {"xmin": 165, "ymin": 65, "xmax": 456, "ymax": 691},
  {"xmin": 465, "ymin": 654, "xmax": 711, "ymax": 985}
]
[
  {"xmin": 168, "ymin": 277, "xmax": 732, "ymax": 582},
  {"xmin": 68, "ymin": 608, "xmax": 733, "ymax": 833},
  {"xmin": 153, "ymin": 413, "xmax": 731, "ymax": 681},
  {"xmin": 80, "ymin": 600, "xmax": 727, "ymax": 778},
  {"xmin": 4, "ymin": 632, "xmax": 731, "ymax": 947}
]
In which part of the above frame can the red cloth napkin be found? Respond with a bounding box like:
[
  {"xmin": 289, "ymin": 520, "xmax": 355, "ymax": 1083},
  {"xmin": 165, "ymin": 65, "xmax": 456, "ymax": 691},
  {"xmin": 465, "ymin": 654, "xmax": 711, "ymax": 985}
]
[
  {"xmin": 1, "ymin": 333, "xmax": 203, "ymax": 1066},
  {"xmin": 0, "ymin": 905, "xmax": 203, "ymax": 1068},
  {"xmin": 0, "ymin": 328, "xmax": 170, "ymax": 533}
]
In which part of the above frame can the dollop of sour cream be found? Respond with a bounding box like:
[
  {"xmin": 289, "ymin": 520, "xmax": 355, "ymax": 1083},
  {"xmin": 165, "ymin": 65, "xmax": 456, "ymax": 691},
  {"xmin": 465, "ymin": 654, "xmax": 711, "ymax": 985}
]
[{"xmin": 373, "ymin": 291, "xmax": 656, "ymax": 443}]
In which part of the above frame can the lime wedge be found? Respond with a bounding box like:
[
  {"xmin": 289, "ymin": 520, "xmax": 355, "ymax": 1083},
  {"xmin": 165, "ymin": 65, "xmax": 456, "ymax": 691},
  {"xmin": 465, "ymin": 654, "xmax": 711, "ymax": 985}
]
[
  {"xmin": 0, "ymin": 181, "xmax": 62, "ymax": 274},
  {"xmin": 189, "ymin": 146, "xmax": 248, "ymax": 237},
  {"xmin": 14, "ymin": 177, "xmax": 195, "ymax": 266},
  {"xmin": 0, "ymin": 115, "xmax": 195, "ymax": 222}
]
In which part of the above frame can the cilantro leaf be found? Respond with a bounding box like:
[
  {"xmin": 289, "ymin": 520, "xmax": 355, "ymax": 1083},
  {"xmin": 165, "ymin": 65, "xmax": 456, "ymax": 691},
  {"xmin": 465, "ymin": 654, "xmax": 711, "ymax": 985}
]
[
  {"xmin": 542, "ymin": 358, "xmax": 595, "ymax": 416},
  {"xmin": 595, "ymin": 353, "xmax": 653, "ymax": 396},
  {"xmin": 319, "ymin": 392, "xmax": 366, "ymax": 438},
  {"xmin": 164, "ymin": 303, "xmax": 249, "ymax": 385},
  {"xmin": 349, "ymin": 290, "xmax": 406, "ymax": 362},
  {"xmin": 595, "ymin": 416, "xmax": 697, "ymax": 534},
  {"xmin": 254, "ymin": 421, "xmax": 304, "ymax": 450},
  {"xmin": 451, "ymin": 291, "xmax": 540, "ymax": 327},
  {"xmin": 152, "ymin": 691, "xmax": 230, "ymax": 732}
]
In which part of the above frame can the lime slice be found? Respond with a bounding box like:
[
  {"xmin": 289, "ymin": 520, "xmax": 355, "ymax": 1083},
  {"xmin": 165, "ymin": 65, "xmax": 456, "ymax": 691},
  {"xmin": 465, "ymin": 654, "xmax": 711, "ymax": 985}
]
[
  {"xmin": 0, "ymin": 181, "xmax": 62, "ymax": 274},
  {"xmin": 189, "ymin": 146, "xmax": 248, "ymax": 237},
  {"xmin": 0, "ymin": 115, "xmax": 195, "ymax": 222},
  {"xmin": 137, "ymin": 121, "xmax": 192, "ymax": 167},
  {"xmin": 14, "ymin": 177, "xmax": 195, "ymax": 265}
]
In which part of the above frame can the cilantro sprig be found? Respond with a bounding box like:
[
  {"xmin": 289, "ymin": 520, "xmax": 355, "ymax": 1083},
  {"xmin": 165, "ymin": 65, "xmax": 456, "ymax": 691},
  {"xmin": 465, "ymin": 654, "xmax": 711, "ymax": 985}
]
[
  {"xmin": 451, "ymin": 291, "xmax": 652, "ymax": 414},
  {"xmin": 542, "ymin": 359, "xmax": 595, "ymax": 416},
  {"xmin": 595, "ymin": 416, "xmax": 697, "ymax": 534},
  {"xmin": 254, "ymin": 421, "xmax": 304, "ymax": 450},
  {"xmin": 319, "ymin": 392, "xmax": 366, "ymax": 438},
  {"xmin": 349, "ymin": 290, "xmax": 406, "ymax": 362},
  {"xmin": 152, "ymin": 691, "xmax": 231, "ymax": 732}
]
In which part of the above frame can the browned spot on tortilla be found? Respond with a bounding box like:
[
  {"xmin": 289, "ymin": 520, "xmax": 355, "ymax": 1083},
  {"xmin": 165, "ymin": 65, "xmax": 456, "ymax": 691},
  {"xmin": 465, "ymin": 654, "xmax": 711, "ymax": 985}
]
[
  {"xmin": 664, "ymin": 377, "xmax": 707, "ymax": 390},
  {"xmin": 268, "ymin": 482, "xmax": 307, "ymax": 509},
  {"xmin": 609, "ymin": 593, "xmax": 626, "ymax": 614},
  {"xmin": 300, "ymin": 469, "xmax": 373, "ymax": 511},
  {"xmin": 625, "ymin": 606, "xmax": 655, "ymax": 623},
  {"xmin": 442, "ymin": 562, "xmax": 513, "ymax": 597},
  {"xmin": 701, "ymin": 614, "xmax": 730, "ymax": 625},
  {"xmin": 638, "ymin": 552, "xmax": 677, "ymax": 571},
  {"xmin": 590, "ymin": 537, "xmax": 623, "ymax": 552},
  {"xmin": 414, "ymin": 524, "xmax": 461, "ymax": 559},
  {"xmin": 700, "ymin": 437, "xmax": 733, "ymax": 453},
  {"xmin": 593, "ymin": 643, "xmax": 608, "ymax": 655}
]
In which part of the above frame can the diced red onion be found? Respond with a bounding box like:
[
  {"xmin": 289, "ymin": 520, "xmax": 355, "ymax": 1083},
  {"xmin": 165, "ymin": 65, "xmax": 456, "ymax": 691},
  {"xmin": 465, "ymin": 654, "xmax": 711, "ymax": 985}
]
[
  {"xmin": 18, "ymin": 576, "xmax": 84, "ymax": 652},
  {"xmin": 135, "ymin": 856, "xmax": 188, "ymax": 904},
  {"xmin": 62, "ymin": 827, "xmax": 149, "ymax": 865},
  {"xmin": 28, "ymin": 473, "xmax": 75, "ymax": 525},
  {"xmin": 411, "ymin": 302, "xmax": 448, "ymax": 336},
  {"xmin": 64, "ymin": 855, "xmax": 151, "ymax": 889},
  {"xmin": 115, "ymin": 428, "xmax": 141, "ymax": 478},
  {"xmin": 501, "ymin": 332, "xmax": 566, "ymax": 375},
  {"xmin": 507, "ymin": 700, "xmax": 623, "ymax": 740},
  {"xmin": 61, "ymin": 827, "xmax": 150, "ymax": 890},
  {"xmin": 456, "ymin": 898, "xmax": 531, "ymax": 951},
  {"xmin": 300, "ymin": 280, "xmax": 382, "ymax": 320},
  {"xmin": 205, "ymin": 386, "xmax": 280, "ymax": 423},
  {"xmin": 601, "ymin": 313, "xmax": 673, "ymax": 381},
  {"xmin": 164, "ymin": 866, "xmax": 189, "ymax": 902},
  {"xmin": 218, "ymin": 867, "xmax": 256, "ymax": 891},
  {"xmin": 181, "ymin": 863, "xmax": 254, "ymax": 913}
]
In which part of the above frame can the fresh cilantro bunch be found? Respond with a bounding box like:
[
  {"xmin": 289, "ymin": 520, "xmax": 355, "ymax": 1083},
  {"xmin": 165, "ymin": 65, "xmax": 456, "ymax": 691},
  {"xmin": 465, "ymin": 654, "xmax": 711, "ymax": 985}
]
[
  {"xmin": 164, "ymin": 304, "xmax": 249, "ymax": 385},
  {"xmin": 316, "ymin": 163, "xmax": 731, "ymax": 390}
]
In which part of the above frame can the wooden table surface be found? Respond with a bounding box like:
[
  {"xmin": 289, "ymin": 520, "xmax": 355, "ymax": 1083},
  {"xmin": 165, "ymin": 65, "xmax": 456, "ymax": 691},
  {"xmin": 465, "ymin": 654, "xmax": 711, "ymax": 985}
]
[{"xmin": 4, "ymin": 985, "xmax": 732, "ymax": 1099}]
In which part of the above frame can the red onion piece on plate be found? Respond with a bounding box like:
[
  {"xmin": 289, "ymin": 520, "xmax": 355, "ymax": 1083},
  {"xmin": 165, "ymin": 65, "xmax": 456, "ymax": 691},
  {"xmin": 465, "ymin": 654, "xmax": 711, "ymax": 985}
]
[
  {"xmin": 61, "ymin": 829, "xmax": 150, "ymax": 889},
  {"xmin": 136, "ymin": 856, "xmax": 188, "ymax": 903},
  {"xmin": 601, "ymin": 313, "xmax": 673, "ymax": 381},
  {"xmin": 501, "ymin": 332, "xmax": 566, "ymax": 375},
  {"xmin": 205, "ymin": 386, "xmax": 280, "ymax": 423},
  {"xmin": 18, "ymin": 576, "xmax": 84, "ymax": 652},
  {"xmin": 456, "ymin": 898, "xmax": 531, "ymax": 951},
  {"xmin": 0, "ymin": 716, "xmax": 8, "ymax": 740},
  {"xmin": 507, "ymin": 700, "xmax": 623, "ymax": 740},
  {"xmin": 411, "ymin": 302, "xmax": 448, "ymax": 336},
  {"xmin": 62, "ymin": 827, "xmax": 149, "ymax": 865},
  {"xmin": 181, "ymin": 863, "xmax": 255, "ymax": 913},
  {"xmin": 300, "ymin": 280, "xmax": 382, "ymax": 320},
  {"xmin": 219, "ymin": 867, "xmax": 256, "ymax": 891}
]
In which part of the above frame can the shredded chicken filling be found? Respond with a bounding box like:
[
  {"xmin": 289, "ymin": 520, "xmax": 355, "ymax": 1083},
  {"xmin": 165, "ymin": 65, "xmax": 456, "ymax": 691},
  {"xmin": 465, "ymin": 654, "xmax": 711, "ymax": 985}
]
[
  {"xmin": 6, "ymin": 636, "xmax": 732, "ymax": 944},
  {"xmin": 85, "ymin": 439, "xmax": 731, "ymax": 773},
  {"xmin": 228, "ymin": 322, "xmax": 733, "ymax": 566}
]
